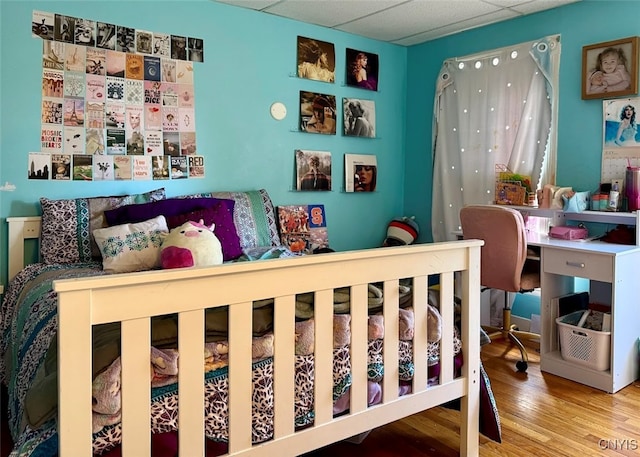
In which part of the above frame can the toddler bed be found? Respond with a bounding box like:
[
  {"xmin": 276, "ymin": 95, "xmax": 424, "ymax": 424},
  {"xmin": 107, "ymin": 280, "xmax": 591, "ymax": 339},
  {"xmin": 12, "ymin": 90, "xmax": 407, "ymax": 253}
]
[{"xmin": 2, "ymin": 188, "xmax": 489, "ymax": 457}]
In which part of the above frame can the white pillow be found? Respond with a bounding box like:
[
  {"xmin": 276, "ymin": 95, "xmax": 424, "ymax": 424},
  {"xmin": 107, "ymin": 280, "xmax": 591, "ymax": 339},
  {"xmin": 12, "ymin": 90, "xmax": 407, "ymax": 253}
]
[{"xmin": 93, "ymin": 215, "xmax": 168, "ymax": 273}]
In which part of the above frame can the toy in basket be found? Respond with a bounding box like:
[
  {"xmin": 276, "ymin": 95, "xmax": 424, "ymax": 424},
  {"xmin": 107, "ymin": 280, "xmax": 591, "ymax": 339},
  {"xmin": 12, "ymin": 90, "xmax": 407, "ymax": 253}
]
[
  {"xmin": 495, "ymin": 165, "xmax": 532, "ymax": 206},
  {"xmin": 495, "ymin": 182, "xmax": 527, "ymax": 205}
]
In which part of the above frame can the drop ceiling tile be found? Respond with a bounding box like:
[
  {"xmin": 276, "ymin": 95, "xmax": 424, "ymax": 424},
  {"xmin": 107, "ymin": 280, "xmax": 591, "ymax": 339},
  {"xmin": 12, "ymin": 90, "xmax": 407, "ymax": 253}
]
[
  {"xmin": 215, "ymin": 0, "xmax": 281, "ymax": 10},
  {"xmin": 337, "ymin": 0, "xmax": 504, "ymax": 42},
  {"xmin": 213, "ymin": 0, "xmax": 582, "ymax": 45},
  {"xmin": 483, "ymin": 0, "xmax": 535, "ymax": 7},
  {"xmin": 265, "ymin": 0, "xmax": 403, "ymax": 28},
  {"xmin": 393, "ymin": 7, "xmax": 519, "ymax": 45},
  {"xmin": 510, "ymin": 0, "xmax": 578, "ymax": 14}
]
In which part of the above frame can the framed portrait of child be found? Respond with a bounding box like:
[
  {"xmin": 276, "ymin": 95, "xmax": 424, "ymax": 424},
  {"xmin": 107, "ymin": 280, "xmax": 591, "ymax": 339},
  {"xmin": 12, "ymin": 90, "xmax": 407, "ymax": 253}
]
[{"xmin": 582, "ymin": 36, "xmax": 639, "ymax": 100}]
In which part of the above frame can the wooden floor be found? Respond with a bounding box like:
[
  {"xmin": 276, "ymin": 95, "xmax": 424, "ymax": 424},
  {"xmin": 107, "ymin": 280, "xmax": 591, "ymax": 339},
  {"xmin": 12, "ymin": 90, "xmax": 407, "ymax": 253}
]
[
  {"xmin": 304, "ymin": 339, "xmax": 640, "ymax": 457},
  {"xmin": 2, "ymin": 339, "xmax": 639, "ymax": 456}
]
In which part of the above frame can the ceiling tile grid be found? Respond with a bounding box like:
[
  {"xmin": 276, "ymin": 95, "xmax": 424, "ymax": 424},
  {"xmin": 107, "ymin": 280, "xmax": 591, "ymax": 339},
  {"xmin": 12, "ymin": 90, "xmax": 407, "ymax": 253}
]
[
  {"xmin": 214, "ymin": 0, "xmax": 580, "ymax": 46},
  {"xmin": 336, "ymin": 1, "xmax": 505, "ymax": 43}
]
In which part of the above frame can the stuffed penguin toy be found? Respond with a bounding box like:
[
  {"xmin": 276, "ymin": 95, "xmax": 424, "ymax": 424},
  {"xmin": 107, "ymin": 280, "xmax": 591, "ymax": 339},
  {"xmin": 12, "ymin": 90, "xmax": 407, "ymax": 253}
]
[{"xmin": 161, "ymin": 219, "xmax": 223, "ymax": 269}]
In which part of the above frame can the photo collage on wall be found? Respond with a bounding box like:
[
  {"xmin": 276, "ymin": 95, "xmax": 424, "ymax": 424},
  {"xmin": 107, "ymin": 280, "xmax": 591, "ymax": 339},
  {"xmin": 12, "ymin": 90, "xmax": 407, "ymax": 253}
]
[
  {"xmin": 31, "ymin": 10, "xmax": 205, "ymax": 181},
  {"xmin": 295, "ymin": 36, "xmax": 380, "ymax": 193}
]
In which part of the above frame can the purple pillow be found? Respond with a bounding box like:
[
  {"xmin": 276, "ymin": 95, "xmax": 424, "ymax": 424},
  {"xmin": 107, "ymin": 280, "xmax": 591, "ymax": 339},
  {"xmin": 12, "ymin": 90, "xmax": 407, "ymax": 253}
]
[
  {"xmin": 165, "ymin": 201, "xmax": 243, "ymax": 261},
  {"xmin": 104, "ymin": 197, "xmax": 229, "ymax": 227}
]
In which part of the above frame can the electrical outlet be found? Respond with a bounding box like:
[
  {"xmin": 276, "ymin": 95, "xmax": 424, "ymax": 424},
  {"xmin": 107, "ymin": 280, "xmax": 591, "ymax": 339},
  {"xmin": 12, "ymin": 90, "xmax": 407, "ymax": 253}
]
[{"xmin": 0, "ymin": 285, "xmax": 4, "ymax": 295}]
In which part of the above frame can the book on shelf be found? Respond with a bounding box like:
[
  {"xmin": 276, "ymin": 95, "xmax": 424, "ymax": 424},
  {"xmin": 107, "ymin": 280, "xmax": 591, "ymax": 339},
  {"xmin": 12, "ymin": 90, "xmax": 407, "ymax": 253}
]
[
  {"xmin": 553, "ymin": 291, "xmax": 589, "ymax": 317},
  {"xmin": 277, "ymin": 204, "xmax": 329, "ymax": 255}
]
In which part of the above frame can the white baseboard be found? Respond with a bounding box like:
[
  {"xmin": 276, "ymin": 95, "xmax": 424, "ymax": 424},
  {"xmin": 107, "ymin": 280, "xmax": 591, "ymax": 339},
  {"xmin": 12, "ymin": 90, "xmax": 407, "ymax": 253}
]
[
  {"xmin": 511, "ymin": 313, "xmax": 541, "ymax": 333},
  {"xmin": 511, "ymin": 315, "xmax": 531, "ymax": 332}
]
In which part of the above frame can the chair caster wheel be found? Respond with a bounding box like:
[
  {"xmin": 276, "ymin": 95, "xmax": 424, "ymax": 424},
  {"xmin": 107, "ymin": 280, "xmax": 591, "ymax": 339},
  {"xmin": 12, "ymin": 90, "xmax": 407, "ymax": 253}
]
[{"xmin": 516, "ymin": 361, "xmax": 528, "ymax": 372}]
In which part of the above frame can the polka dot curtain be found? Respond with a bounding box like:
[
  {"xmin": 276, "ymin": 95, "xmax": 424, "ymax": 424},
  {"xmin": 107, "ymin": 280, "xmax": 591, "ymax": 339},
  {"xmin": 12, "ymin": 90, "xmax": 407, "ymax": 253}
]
[{"xmin": 431, "ymin": 35, "xmax": 560, "ymax": 242}]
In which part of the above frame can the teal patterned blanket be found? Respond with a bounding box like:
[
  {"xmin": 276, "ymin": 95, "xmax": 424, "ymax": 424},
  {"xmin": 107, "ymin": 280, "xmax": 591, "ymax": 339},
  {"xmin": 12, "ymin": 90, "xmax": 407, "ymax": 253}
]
[{"xmin": 0, "ymin": 263, "xmax": 105, "ymax": 455}]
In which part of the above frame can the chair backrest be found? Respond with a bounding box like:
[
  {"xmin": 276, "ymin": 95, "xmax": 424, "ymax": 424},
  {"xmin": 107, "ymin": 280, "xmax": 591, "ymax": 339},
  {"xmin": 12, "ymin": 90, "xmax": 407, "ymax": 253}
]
[{"xmin": 459, "ymin": 205, "xmax": 527, "ymax": 293}]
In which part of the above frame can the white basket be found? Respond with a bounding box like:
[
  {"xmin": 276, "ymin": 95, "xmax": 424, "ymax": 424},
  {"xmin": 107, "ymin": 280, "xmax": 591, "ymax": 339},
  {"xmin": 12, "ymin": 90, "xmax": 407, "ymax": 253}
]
[{"xmin": 556, "ymin": 317, "xmax": 611, "ymax": 371}]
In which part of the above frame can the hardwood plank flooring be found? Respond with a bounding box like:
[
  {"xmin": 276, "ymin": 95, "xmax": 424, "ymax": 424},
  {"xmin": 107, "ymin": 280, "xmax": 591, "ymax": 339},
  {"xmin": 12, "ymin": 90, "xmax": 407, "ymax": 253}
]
[
  {"xmin": 2, "ymin": 339, "xmax": 639, "ymax": 457},
  {"xmin": 304, "ymin": 340, "xmax": 640, "ymax": 457}
]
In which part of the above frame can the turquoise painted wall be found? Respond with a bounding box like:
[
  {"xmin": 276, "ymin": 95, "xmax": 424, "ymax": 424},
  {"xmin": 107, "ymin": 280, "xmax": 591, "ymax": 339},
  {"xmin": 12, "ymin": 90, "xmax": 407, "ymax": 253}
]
[
  {"xmin": 404, "ymin": 0, "xmax": 640, "ymax": 242},
  {"xmin": 402, "ymin": 0, "xmax": 640, "ymax": 319},
  {"xmin": 2, "ymin": 0, "xmax": 639, "ymax": 295},
  {"xmin": 0, "ymin": 0, "xmax": 407, "ymax": 283}
]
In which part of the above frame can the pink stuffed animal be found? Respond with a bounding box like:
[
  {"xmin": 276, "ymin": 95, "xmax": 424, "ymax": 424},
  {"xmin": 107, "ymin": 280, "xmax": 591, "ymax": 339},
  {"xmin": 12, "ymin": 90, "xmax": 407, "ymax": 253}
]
[{"xmin": 160, "ymin": 219, "xmax": 223, "ymax": 268}]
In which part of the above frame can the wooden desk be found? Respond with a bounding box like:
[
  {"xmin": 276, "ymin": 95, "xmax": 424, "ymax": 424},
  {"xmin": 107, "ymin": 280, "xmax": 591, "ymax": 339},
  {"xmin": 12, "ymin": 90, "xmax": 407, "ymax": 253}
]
[{"xmin": 528, "ymin": 233, "xmax": 640, "ymax": 393}]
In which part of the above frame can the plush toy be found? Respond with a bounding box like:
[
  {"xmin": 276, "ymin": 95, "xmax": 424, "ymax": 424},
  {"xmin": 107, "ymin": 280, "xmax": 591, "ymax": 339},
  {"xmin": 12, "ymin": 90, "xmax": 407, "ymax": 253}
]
[
  {"xmin": 160, "ymin": 219, "xmax": 223, "ymax": 269},
  {"xmin": 383, "ymin": 216, "xmax": 419, "ymax": 246}
]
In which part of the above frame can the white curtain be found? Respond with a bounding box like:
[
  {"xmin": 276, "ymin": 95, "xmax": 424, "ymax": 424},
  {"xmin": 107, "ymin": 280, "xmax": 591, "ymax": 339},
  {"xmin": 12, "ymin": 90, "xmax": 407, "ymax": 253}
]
[{"xmin": 431, "ymin": 35, "xmax": 560, "ymax": 242}]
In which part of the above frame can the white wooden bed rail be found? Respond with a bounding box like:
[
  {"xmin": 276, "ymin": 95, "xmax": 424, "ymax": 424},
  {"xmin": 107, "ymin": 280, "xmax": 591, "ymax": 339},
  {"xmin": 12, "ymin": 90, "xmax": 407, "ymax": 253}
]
[
  {"xmin": 7, "ymin": 216, "xmax": 42, "ymax": 281},
  {"xmin": 6, "ymin": 216, "xmax": 482, "ymax": 457}
]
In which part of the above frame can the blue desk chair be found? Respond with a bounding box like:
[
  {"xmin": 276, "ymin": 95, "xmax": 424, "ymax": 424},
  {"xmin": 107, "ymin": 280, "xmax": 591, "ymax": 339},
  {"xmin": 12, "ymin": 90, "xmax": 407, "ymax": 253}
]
[{"xmin": 460, "ymin": 204, "xmax": 540, "ymax": 372}]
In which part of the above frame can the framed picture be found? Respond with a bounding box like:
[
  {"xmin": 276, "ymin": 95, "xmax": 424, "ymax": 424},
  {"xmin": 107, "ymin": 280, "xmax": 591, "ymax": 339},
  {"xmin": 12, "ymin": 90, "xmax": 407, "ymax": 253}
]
[
  {"xmin": 582, "ymin": 36, "xmax": 638, "ymax": 100},
  {"xmin": 295, "ymin": 149, "xmax": 332, "ymax": 191},
  {"xmin": 344, "ymin": 153, "xmax": 377, "ymax": 192},
  {"xmin": 345, "ymin": 48, "xmax": 378, "ymax": 91},
  {"xmin": 299, "ymin": 91, "xmax": 336, "ymax": 135},
  {"xmin": 342, "ymin": 98, "xmax": 376, "ymax": 138},
  {"xmin": 297, "ymin": 36, "xmax": 335, "ymax": 83}
]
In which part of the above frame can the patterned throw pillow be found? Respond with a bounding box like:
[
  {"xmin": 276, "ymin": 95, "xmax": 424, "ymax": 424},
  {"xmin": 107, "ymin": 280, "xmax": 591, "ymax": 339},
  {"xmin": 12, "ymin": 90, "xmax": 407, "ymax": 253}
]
[
  {"xmin": 39, "ymin": 188, "xmax": 165, "ymax": 264},
  {"xmin": 93, "ymin": 216, "xmax": 168, "ymax": 274},
  {"xmin": 182, "ymin": 189, "xmax": 281, "ymax": 250}
]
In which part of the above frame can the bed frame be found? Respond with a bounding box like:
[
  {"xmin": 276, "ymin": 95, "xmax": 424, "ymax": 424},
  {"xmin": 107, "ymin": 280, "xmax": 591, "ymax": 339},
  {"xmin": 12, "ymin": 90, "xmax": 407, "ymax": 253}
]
[{"xmin": 7, "ymin": 216, "xmax": 482, "ymax": 457}]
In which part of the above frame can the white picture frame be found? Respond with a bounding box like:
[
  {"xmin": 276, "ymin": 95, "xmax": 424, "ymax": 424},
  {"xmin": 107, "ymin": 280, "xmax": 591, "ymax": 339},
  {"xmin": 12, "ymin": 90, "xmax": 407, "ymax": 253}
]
[{"xmin": 344, "ymin": 153, "xmax": 377, "ymax": 192}]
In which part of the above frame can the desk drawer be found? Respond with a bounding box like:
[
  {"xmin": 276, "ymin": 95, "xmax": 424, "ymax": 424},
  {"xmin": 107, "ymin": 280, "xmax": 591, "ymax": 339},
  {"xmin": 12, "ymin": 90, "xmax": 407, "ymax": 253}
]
[{"xmin": 543, "ymin": 249, "xmax": 613, "ymax": 282}]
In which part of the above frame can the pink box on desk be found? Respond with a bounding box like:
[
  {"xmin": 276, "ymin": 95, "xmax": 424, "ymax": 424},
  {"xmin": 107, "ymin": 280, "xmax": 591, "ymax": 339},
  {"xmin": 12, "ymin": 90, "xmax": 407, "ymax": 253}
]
[{"xmin": 548, "ymin": 225, "xmax": 588, "ymax": 240}]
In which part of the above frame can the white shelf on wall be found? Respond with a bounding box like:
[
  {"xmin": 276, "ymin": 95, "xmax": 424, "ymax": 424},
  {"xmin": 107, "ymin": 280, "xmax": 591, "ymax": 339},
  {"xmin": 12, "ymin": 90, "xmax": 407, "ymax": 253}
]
[
  {"xmin": 509, "ymin": 206, "xmax": 640, "ymax": 227},
  {"xmin": 508, "ymin": 205, "xmax": 562, "ymax": 219},
  {"xmin": 561, "ymin": 210, "xmax": 639, "ymax": 226},
  {"xmin": 561, "ymin": 210, "xmax": 640, "ymax": 245},
  {"xmin": 503, "ymin": 206, "xmax": 640, "ymax": 245},
  {"xmin": 507, "ymin": 205, "xmax": 566, "ymax": 227}
]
